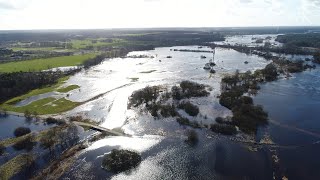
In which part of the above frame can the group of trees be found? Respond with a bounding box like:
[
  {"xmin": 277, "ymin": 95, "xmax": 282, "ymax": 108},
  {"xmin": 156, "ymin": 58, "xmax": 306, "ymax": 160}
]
[
  {"xmin": 219, "ymin": 68, "xmax": 273, "ymax": 134},
  {"xmin": 40, "ymin": 124, "xmax": 79, "ymax": 155},
  {"xmin": 177, "ymin": 101, "xmax": 199, "ymax": 117},
  {"xmin": 276, "ymin": 33, "xmax": 320, "ymax": 49},
  {"xmin": 102, "ymin": 149, "xmax": 141, "ymax": 173},
  {"xmin": 314, "ymin": 52, "xmax": 320, "ymax": 64},
  {"xmin": 172, "ymin": 81, "xmax": 210, "ymax": 100},
  {"xmin": 0, "ymin": 69, "xmax": 80, "ymax": 103},
  {"xmin": 120, "ymin": 31, "xmax": 225, "ymax": 47},
  {"xmin": 8, "ymin": 123, "xmax": 79, "ymax": 156},
  {"xmin": 0, "ymin": 144, "xmax": 5, "ymax": 156},
  {"xmin": 185, "ymin": 130, "xmax": 199, "ymax": 146},
  {"xmin": 14, "ymin": 127, "xmax": 31, "ymax": 137},
  {"xmin": 128, "ymin": 81, "xmax": 209, "ymax": 119}
]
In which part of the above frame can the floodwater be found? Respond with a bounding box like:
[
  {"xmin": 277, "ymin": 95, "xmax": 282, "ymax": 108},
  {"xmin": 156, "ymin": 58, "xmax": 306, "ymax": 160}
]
[
  {"xmin": 14, "ymin": 92, "xmax": 64, "ymax": 107},
  {"xmin": 254, "ymin": 66, "xmax": 320, "ymax": 179},
  {"xmin": 64, "ymin": 46, "xmax": 268, "ymax": 129},
  {"xmin": 215, "ymin": 34, "xmax": 282, "ymax": 47},
  {"xmin": 60, "ymin": 43, "xmax": 320, "ymax": 179},
  {"xmin": 0, "ymin": 115, "xmax": 54, "ymax": 140},
  {"xmin": 2, "ymin": 35, "xmax": 320, "ymax": 179}
]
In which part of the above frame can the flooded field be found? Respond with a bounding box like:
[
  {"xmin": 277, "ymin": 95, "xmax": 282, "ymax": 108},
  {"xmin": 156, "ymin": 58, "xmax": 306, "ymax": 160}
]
[
  {"xmin": 2, "ymin": 34, "xmax": 320, "ymax": 180},
  {"xmin": 63, "ymin": 46, "xmax": 268, "ymax": 129},
  {"xmin": 215, "ymin": 34, "xmax": 282, "ymax": 47}
]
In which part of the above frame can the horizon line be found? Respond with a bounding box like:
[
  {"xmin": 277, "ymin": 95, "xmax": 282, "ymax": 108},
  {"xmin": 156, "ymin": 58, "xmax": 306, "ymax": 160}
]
[{"xmin": 1, "ymin": 25, "xmax": 320, "ymax": 32}]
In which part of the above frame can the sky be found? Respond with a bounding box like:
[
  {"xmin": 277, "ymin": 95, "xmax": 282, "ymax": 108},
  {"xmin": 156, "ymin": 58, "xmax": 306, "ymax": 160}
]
[{"xmin": 0, "ymin": 0, "xmax": 319, "ymax": 30}]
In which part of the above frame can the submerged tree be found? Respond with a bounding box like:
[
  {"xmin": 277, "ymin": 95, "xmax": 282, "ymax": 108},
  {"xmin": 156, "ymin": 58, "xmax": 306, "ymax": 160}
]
[{"xmin": 102, "ymin": 149, "xmax": 141, "ymax": 173}]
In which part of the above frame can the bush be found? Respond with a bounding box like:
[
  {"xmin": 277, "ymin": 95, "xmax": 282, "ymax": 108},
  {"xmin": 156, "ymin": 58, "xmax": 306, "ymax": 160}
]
[
  {"xmin": 13, "ymin": 136, "xmax": 36, "ymax": 151},
  {"xmin": 215, "ymin": 117, "xmax": 224, "ymax": 124},
  {"xmin": 0, "ymin": 145, "xmax": 5, "ymax": 156},
  {"xmin": 189, "ymin": 121, "xmax": 201, "ymax": 128},
  {"xmin": 185, "ymin": 130, "xmax": 198, "ymax": 146},
  {"xmin": 171, "ymin": 85, "xmax": 183, "ymax": 100},
  {"xmin": 177, "ymin": 117, "xmax": 190, "ymax": 126},
  {"xmin": 102, "ymin": 149, "xmax": 141, "ymax": 173},
  {"xmin": 24, "ymin": 110, "xmax": 32, "ymax": 120},
  {"xmin": 45, "ymin": 117, "xmax": 66, "ymax": 125},
  {"xmin": 211, "ymin": 124, "xmax": 237, "ymax": 135},
  {"xmin": 179, "ymin": 81, "xmax": 209, "ymax": 98},
  {"xmin": 313, "ymin": 52, "xmax": 320, "ymax": 64},
  {"xmin": 232, "ymin": 104, "xmax": 268, "ymax": 134},
  {"xmin": 14, "ymin": 127, "xmax": 31, "ymax": 137},
  {"xmin": 160, "ymin": 104, "xmax": 177, "ymax": 118},
  {"xmin": 128, "ymin": 86, "xmax": 161, "ymax": 107},
  {"xmin": 263, "ymin": 63, "xmax": 278, "ymax": 81},
  {"xmin": 287, "ymin": 61, "xmax": 304, "ymax": 73},
  {"xmin": 219, "ymin": 87, "xmax": 246, "ymax": 110},
  {"xmin": 178, "ymin": 101, "xmax": 199, "ymax": 116},
  {"xmin": 148, "ymin": 103, "xmax": 177, "ymax": 118}
]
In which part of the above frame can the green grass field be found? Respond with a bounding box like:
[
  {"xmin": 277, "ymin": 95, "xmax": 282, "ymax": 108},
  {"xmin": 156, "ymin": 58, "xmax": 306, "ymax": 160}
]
[
  {"xmin": 1, "ymin": 76, "xmax": 81, "ymax": 115},
  {"xmin": 0, "ymin": 54, "xmax": 97, "ymax": 72},
  {"xmin": 11, "ymin": 47, "xmax": 60, "ymax": 51},
  {"xmin": 70, "ymin": 38, "xmax": 127, "ymax": 49},
  {"xmin": 57, "ymin": 85, "xmax": 80, "ymax": 93},
  {"xmin": 2, "ymin": 97, "xmax": 80, "ymax": 115},
  {"xmin": 3, "ymin": 76, "xmax": 70, "ymax": 105}
]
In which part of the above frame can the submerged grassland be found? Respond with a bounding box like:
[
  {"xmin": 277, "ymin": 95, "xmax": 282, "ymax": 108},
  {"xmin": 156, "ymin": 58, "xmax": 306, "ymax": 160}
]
[{"xmin": 0, "ymin": 76, "xmax": 80, "ymax": 115}]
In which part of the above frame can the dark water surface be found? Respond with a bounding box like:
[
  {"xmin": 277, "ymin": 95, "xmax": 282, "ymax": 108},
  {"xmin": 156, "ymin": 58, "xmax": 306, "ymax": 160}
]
[{"xmin": 254, "ymin": 66, "xmax": 320, "ymax": 180}]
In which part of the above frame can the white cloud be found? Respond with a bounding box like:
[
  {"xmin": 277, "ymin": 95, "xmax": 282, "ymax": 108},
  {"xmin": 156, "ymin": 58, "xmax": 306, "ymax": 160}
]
[{"xmin": 0, "ymin": 0, "xmax": 319, "ymax": 30}]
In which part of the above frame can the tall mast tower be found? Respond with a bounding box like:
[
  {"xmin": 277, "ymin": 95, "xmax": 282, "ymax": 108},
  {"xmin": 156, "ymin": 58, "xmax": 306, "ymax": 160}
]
[{"xmin": 210, "ymin": 48, "xmax": 215, "ymax": 63}]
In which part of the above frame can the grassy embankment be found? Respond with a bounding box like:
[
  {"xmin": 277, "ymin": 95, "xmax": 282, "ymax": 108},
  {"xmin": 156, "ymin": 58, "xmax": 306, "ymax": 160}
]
[
  {"xmin": 0, "ymin": 153, "xmax": 34, "ymax": 180},
  {"xmin": 0, "ymin": 77, "xmax": 80, "ymax": 115},
  {"xmin": 0, "ymin": 53, "xmax": 97, "ymax": 73}
]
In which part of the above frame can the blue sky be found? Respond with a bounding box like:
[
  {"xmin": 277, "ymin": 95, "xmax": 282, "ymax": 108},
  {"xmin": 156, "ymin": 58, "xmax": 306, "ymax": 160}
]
[{"xmin": 0, "ymin": 0, "xmax": 319, "ymax": 30}]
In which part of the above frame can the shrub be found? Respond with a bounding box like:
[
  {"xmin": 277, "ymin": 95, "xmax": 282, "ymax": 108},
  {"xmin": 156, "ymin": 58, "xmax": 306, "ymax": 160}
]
[
  {"xmin": 24, "ymin": 110, "xmax": 32, "ymax": 120},
  {"xmin": 232, "ymin": 104, "xmax": 268, "ymax": 134},
  {"xmin": 263, "ymin": 63, "xmax": 278, "ymax": 81},
  {"xmin": 215, "ymin": 117, "xmax": 224, "ymax": 124},
  {"xmin": 219, "ymin": 87, "xmax": 245, "ymax": 110},
  {"xmin": 14, "ymin": 127, "xmax": 31, "ymax": 137},
  {"xmin": 189, "ymin": 121, "xmax": 201, "ymax": 128},
  {"xmin": 185, "ymin": 130, "xmax": 199, "ymax": 146},
  {"xmin": 177, "ymin": 117, "xmax": 190, "ymax": 126},
  {"xmin": 13, "ymin": 136, "xmax": 36, "ymax": 151},
  {"xmin": 148, "ymin": 103, "xmax": 177, "ymax": 118},
  {"xmin": 287, "ymin": 61, "xmax": 304, "ymax": 73},
  {"xmin": 102, "ymin": 149, "xmax": 141, "ymax": 173},
  {"xmin": 313, "ymin": 52, "xmax": 320, "ymax": 64},
  {"xmin": 69, "ymin": 116, "xmax": 83, "ymax": 122},
  {"xmin": 0, "ymin": 108, "xmax": 8, "ymax": 117},
  {"xmin": 178, "ymin": 101, "xmax": 199, "ymax": 116},
  {"xmin": 159, "ymin": 104, "xmax": 177, "ymax": 118},
  {"xmin": 45, "ymin": 117, "xmax": 66, "ymax": 125},
  {"xmin": 128, "ymin": 86, "xmax": 161, "ymax": 107},
  {"xmin": 0, "ymin": 145, "xmax": 5, "ymax": 156},
  {"xmin": 171, "ymin": 85, "xmax": 183, "ymax": 100},
  {"xmin": 211, "ymin": 124, "xmax": 237, "ymax": 135},
  {"xmin": 179, "ymin": 81, "xmax": 209, "ymax": 98}
]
